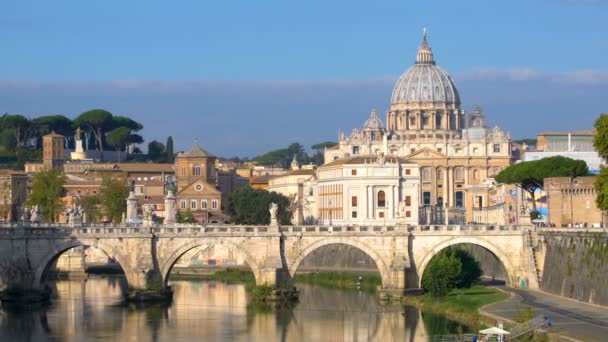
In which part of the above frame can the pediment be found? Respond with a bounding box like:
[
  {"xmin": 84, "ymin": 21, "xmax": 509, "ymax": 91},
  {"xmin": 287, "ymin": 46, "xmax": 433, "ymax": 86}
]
[
  {"xmin": 405, "ymin": 148, "xmax": 447, "ymax": 160},
  {"xmin": 178, "ymin": 179, "xmax": 221, "ymax": 196}
]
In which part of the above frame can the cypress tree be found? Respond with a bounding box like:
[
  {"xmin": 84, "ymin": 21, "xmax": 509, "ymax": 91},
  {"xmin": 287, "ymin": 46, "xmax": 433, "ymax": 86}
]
[{"xmin": 166, "ymin": 136, "xmax": 174, "ymax": 163}]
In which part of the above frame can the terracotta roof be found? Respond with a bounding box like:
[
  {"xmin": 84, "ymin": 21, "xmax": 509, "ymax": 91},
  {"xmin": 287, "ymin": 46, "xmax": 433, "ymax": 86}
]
[
  {"xmin": 250, "ymin": 175, "xmax": 273, "ymax": 184},
  {"xmin": 537, "ymin": 129, "xmax": 595, "ymax": 136},
  {"xmin": 115, "ymin": 163, "xmax": 174, "ymax": 173},
  {"xmin": 178, "ymin": 144, "xmax": 216, "ymax": 158},
  {"xmin": 322, "ymin": 155, "xmax": 411, "ymax": 167},
  {"xmin": 0, "ymin": 169, "xmax": 27, "ymax": 176},
  {"xmin": 284, "ymin": 169, "xmax": 315, "ymax": 176}
]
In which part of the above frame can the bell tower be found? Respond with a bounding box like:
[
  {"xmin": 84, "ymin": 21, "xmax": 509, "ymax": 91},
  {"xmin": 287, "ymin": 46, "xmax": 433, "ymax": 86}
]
[{"xmin": 42, "ymin": 131, "xmax": 65, "ymax": 170}]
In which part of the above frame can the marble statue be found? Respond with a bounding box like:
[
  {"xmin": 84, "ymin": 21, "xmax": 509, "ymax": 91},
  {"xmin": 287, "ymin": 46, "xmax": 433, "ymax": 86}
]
[{"xmin": 269, "ymin": 202, "xmax": 278, "ymax": 226}]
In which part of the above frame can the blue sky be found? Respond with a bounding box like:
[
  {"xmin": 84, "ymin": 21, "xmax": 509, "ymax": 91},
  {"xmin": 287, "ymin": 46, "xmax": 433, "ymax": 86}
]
[{"xmin": 1, "ymin": 0, "xmax": 607, "ymax": 156}]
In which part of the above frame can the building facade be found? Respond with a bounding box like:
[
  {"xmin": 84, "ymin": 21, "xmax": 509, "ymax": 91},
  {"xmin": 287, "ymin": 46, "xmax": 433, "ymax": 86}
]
[
  {"xmin": 545, "ymin": 176, "xmax": 603, "ymax": 227},
  {"xmin": 175, "ymin": 144, "xmax": 223, "ymax": 223},
  {"xmin": 525, "ymin": 130, "xmax": 602, "ymax": 173},
  {"xmin": 0, "ymin": 170, "xmax": 28, "ymax": 221},
  {"xmin": 325, "ymin": 32, "xmax": 512, "ymax": 223}
]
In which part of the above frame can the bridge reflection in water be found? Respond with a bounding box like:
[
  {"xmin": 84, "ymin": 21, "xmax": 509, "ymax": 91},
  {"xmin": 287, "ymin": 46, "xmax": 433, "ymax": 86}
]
[{"xmin": 0, "ymin": 276, "xmax": 469, "ymax": 341}]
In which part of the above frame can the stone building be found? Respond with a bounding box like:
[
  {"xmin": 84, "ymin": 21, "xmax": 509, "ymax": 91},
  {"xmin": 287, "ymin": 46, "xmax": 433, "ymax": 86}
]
[
  {"xmin": 0, "ymin": 170, "xmax": 28, "ymax": 221},
  {"xmin": 267, "ymin": 168, "xmax": 316, "ymax": 225},
  {"xmin": 525, "ymin": 129, "xmax": 602, "ymax": 173},
  {"xmin": 325, "ymin": 32, "xmax": 511, "ymax": 223},
  {"xmin": 175, "ymin": 144, "xmax": 223, "ymax": 223},
  {"xmin": 545, "ymin": 176, "xmax": 603, "ymax": 227}
]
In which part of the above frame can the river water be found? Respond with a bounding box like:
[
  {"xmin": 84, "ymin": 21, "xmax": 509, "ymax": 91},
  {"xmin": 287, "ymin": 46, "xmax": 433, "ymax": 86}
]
[{"xmin": 0, "ymin": 277, "xmax": 469, "ymax": 342}]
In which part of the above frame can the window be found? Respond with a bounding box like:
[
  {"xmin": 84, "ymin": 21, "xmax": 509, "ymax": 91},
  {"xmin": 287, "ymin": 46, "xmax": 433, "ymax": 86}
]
[
  {"xmin": 473, "ymin": 169, "xmax": 479, "ymax": 180},
  {"xmin": 405, "ymin": 169, "xmax": 411, "ymax": 175},
  {"xmin": 493, "ymin": 144, "xmax": 501, "ymax": 153},
  {"xmin": 180, "ymin": 200, "xmax": 186, "ymax": 209},
  {"xmin": 423, "ymin": 192, "xmax": 431, "ymax": 205},
  {"xmin": 377, "ymin": 191, "xmax": 386, "ymax": 207},
  {"xmin": 351, "ymin": 196, "xmax": 358, "ymax": 207},
  {"xmin": 455, "ymin": 147, "xmax": 463, "ymax": 154},
  {"xmin": 351, "ymin": 169, "xmax": 357, "ymax": 176},
  {"xmin": 410, "ymin": 117, "xmax": 416, "ymax": 126},
  {"xmin": 406, "ymin": 211, "xmax": 411, "ymax": 218},
  {"xmin": 352, "ymin": 146, "xmax": 360, "ymax": 155},
  {"xmin": 191, "ymin": 200, "xmax": 197, "ymax": 209},
  {"xmin": 422, "ymin": 168, "xmax": 431, "ymax": 181},
  {"xmin": 437, "ymin": 196, "xmax": 444, "ymax": 207},
  {"xmin": 201, "ymin": 200, "xmax": 208, "ymax": 209},
  {"xmin": 192, "ymin": 163, "xmax": 201, "ymax": 176},
  {"xmin": 455, "ymin": 167, "xmax": 464, "ymax": 181},
  {"xmin": 455, "ymin": 191, "xmax": 464, "ymax": 208},
  {"xmin": 473, "ymin": 147, "xmax": 479, "ymax": 154},
  {"xmin": 437, "ymin": 148, "xmax": 442, "ymax": 153},
  {"xmin": 379, "ymin": 212, "xmax": 385, "ymax": 218},
  {"xmin": 351, "ymin": 211, "xmax": 357, "ymax": 218},
  {"xmin": 422, "ymin": 116, "xmax": 429, "ymax": 126},
  {"xmin": 437, "ymin": 169, "xmax": 443, "ymax": 180},
  {"xmin": 333, "ymin": 156, "xmax": 339, "ymax": 161},
  {"xmin": 410, "ymin": 148, "xmax": 416, "ymax": 154},
  {"xmin": 212, "ymin": 200, "xmax": 218, "ymax": 209},
  {"xmin": 405, "ymin": 196, "xmax": 411, "ymax": 206},
  {"xmin": 181, "ymin": 167, "xmax": 186, "ymax": 177}
]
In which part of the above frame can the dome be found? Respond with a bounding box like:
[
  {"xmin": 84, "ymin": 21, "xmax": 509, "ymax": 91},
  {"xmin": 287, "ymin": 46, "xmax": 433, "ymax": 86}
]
[
  {"xmin": 363, "ymin": 108, "xmax": 384, "ymax": 131},
  {"xmin": 391, "ymin": 32, "xmax": 460, "ymax": 106}
]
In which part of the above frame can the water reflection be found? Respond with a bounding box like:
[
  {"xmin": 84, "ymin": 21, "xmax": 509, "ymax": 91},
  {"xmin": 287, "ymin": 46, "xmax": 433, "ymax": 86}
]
[{"xmin": 0, "ymin": 277, "xmax": 468, "ymax": 342}]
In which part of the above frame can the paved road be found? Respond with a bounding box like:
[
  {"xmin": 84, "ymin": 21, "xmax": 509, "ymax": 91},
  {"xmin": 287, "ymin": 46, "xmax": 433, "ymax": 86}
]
[{"xmin": 483, "ymin": 287, "xmax": 608, "ymax": 341}]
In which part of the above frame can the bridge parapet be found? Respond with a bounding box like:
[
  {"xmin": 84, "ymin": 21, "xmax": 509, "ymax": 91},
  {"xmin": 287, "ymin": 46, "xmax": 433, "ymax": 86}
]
[{"xmin": 410, "ymin": 224, "xmax": 529, "ymax": 235}]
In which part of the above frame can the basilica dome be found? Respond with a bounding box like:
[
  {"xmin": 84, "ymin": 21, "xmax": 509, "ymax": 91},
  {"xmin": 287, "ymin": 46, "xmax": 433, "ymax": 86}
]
[{"xmin": 391, "ymin": 33, "xmax": 460, "ymax": 106}]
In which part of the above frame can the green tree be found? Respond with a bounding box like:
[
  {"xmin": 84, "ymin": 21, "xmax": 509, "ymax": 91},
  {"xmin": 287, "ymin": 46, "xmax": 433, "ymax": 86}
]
[
  {"xmin": 28, "ymin": 168, "xmax": 65, "ymax": 223},
  {"xmin": 311, "ymin": 141, "xmax": 338, "ymax": 151},
  {"xmin": 495, "ymin": 156, "xmax": 588, "ymax": 210},
  {"xmin": 593, "ymin": 114, "xmax": 608, "ymax": 213},
  {"xmin": 422, "ymin": 251, "xmax": 462, "ymax": 296},
  {"xmin": 166, "ymin": 136, "xmax": 174, "ymax": 163},
  {"xmin": 226, "ymin": 186, "xmax": 292, "ymax": 225},
  {"xmin": 177, "ymin": 208, "xmax": 195, "ymax": 223},
  {"xmin": 421, "ymin": 247, "xmax": 482, "ymax": 296},
  {"xmin": 1, "ymin": 114, "xmax": 29, "ymax": 153},
  {"xmin": 99, "ymin": 176, "xmax": 129, "ymax": 223},
  {"xmin": 147, "ymin": 140, "xmax": 165, "ymax": 162},
  {"xmin": 73, "ymin": 109, "xmax": 113, "ymax": 161},
  {"xmin": 80, "ymin": 195, "xmax": 102, "ymax": 223},
  {"xmin": 106, "ymin": 127, "xmax": 131, "ymax": 162}
]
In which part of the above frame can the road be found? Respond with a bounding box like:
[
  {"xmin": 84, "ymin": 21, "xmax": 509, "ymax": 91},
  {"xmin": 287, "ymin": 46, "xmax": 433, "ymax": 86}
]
[{"xmin": 482, "ymin": 287, "xmax": 608, "ymax": 341}]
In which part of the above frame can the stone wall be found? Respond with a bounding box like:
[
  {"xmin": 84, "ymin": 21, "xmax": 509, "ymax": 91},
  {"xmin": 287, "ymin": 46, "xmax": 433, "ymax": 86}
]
[{"xmin": 541, "ymin": 232, "xmax": 608, "ymax": 306}]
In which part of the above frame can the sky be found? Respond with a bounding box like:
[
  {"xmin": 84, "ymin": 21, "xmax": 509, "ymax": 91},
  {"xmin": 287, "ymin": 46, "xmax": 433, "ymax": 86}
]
[{"xmin": 0, "ymin": 0, "xmax": 607, "ymax": 157}]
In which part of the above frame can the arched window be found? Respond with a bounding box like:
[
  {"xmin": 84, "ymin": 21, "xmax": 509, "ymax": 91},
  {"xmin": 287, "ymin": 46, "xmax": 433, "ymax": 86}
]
[
  {"xmin": 437, "ymin": 169, "xmax": 443, "ymax": 181},
  {"xmin": 192, "ymin": 163, "xmax": 201, "ymax": 176},
  {"xmin": 377, "ymin": 191, "xmax": 386, "ymax": 207}
]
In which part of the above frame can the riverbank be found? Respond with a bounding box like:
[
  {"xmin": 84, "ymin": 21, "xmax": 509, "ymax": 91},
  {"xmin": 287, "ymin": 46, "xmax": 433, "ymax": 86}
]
[
  {"xmin": 294, "ymin": 271, "xmax": 381, "ymax": 292},
  {"xmin": 401, "ymin": 285, "xmax": 509, "ymax": 327}
]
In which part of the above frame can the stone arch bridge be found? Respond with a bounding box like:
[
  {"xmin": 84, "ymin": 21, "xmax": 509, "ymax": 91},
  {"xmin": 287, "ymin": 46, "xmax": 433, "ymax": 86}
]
[{"xmin": 0, "ymin": 223, "xmax": 537, "ymax": 296}]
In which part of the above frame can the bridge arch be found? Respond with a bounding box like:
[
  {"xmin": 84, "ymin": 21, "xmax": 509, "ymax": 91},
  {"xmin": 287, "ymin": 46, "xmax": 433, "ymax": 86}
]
[
  {"xmin": 33, "ymin": 239, "xmax": 133, "ymax": 289},
  {"xmin": 415, "ymin": 237, "xmax": 517, "ymax": 288},
  {"xmin": 160, "ymin": 239, "xmax": 263, "ymax": 286},
  {"xmin": 289, "ymin": 238, "xmax": 391, "ymax": 287}
]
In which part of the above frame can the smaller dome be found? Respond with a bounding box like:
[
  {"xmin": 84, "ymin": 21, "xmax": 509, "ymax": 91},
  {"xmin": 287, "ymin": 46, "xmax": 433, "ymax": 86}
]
[{"xmin": 363, "ymin": 108, "xmax": 384, "ymax": 131}]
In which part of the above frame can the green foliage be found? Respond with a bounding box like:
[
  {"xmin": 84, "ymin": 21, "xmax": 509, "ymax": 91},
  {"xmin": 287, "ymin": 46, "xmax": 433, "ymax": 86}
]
[
  {"xmin": 422, "ymin": 251, "xmax": 462, "ymax": 296},
  {"xmin": 111, "ymin": 115, "xmax": 143, "ymax": 132},
  {"xmin": 80, "ymin": 195, "xmax": 101, "ymax": 223},
  {"xmin": 514, "ymin": 305, "xmax": 535, "ymax": 323},
  {"xmin": 31, "ymin": 115, "xmax": 73, "ymax": 138},
  {"xmin": 28, "ymin": 168, "xmax": 65, "ymax": 223},
  {"xmin": 106, "ymin": 127, "xmax": 131, "ymax": 161},
  {"xmin": 147, "ymin": 140, "xmax": 165, "ymax": 162},
  {"xmin": 166, "ymin": 136, "xmax": 174, "ymax": 163},
  {"xmin": 73, "ymin": 109, "xmax": 114, "ymax": 160},
  {"xmin": 99, "ymin": 176, "xmax": 129, "ymax": 223},
  {"xmin": 594, "ymin": 114, "xmax": 608, "ymax": 212},
  {"xmin": 226, "ymin": 186, "xmax": 292, "ymax": 225},
  {"xmin": 530, "ymin": 210, "xmax": 541, "ymax": 220},
  {"xmin": 496, "ymin": 156, "xmax": 589, "ymax": 210},
  {"xmin": 177, "ymin": 208, "xmax": 195, "ymax": 223},
  {"xmin": 422, "ymin": 247, "xmax": 482, "ymax": 296},
  {"xmin": 170, "ymin": 268, "xmax": 257, "ymax": 284},
  {"xmin": 311, "ymin": 141, "xmax": 338, "ymax": 151},
  {"xmin": 512, "ymin": 138, "xmax": 537, "ymax": 146}
]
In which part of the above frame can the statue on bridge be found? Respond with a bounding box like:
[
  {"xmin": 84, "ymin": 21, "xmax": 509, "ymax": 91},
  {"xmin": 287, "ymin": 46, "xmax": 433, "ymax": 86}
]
[
  {"xmin": 396, "ymin": 201, "xmax": 407, "ymax": 223},
  {"xmin": 143, "ymin": 204, "xmax": 154, "ymax": 227},
  {"xmin": 29, "ymin": 205, "xmax": 41, "ymax": 224},
  {"xmin": 20, "ymin": 205, "xmax": 30, "ymax": 223},
  {"xmin": 269, "ymin": 202, "xmax": 278, "ymax": 226},
  {"xmin": 64, "ymin": 204, "xmax": 83, "ymax": 226}
]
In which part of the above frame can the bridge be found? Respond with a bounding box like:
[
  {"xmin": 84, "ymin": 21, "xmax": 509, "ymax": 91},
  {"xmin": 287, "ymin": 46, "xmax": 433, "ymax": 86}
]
[{"xmin": 0, "ymin": 222, "xmax": 536, "ymax": 297}]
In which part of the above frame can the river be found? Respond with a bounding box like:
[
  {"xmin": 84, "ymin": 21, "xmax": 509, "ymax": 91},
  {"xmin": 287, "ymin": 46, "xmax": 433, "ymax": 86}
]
[{"xmin": 0, "ymin": 276, "xmax": 469, "ymax": 341}]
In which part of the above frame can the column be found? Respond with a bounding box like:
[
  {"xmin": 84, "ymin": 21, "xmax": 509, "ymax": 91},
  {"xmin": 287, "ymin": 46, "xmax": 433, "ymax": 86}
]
[
  {"xmin": 417, "ymin": 112, "xmax": 421, "ymax": 130},
  {"xmin": 444, "ymin": 112, "xmax": 449, "ymax": 130},
  {"xmin": 443, "ymin": 167, "xmax": 448, "ymax": 206},
  {"xmin": 448, "ymin": 167, "xmax": 454, "ymax": 207},
  {"xmin": 365, "ymin": 185, "xmax": 370, "ymax": 219},
  {"xmin": 392, "ymin": 185, "xmax": 397, "ymax": 219}
]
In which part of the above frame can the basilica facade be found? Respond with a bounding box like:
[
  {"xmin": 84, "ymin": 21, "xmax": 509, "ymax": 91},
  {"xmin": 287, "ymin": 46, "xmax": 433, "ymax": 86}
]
[{"xmin": 324, "ymin": 32, "xmax": 512, "ymax": 224}]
